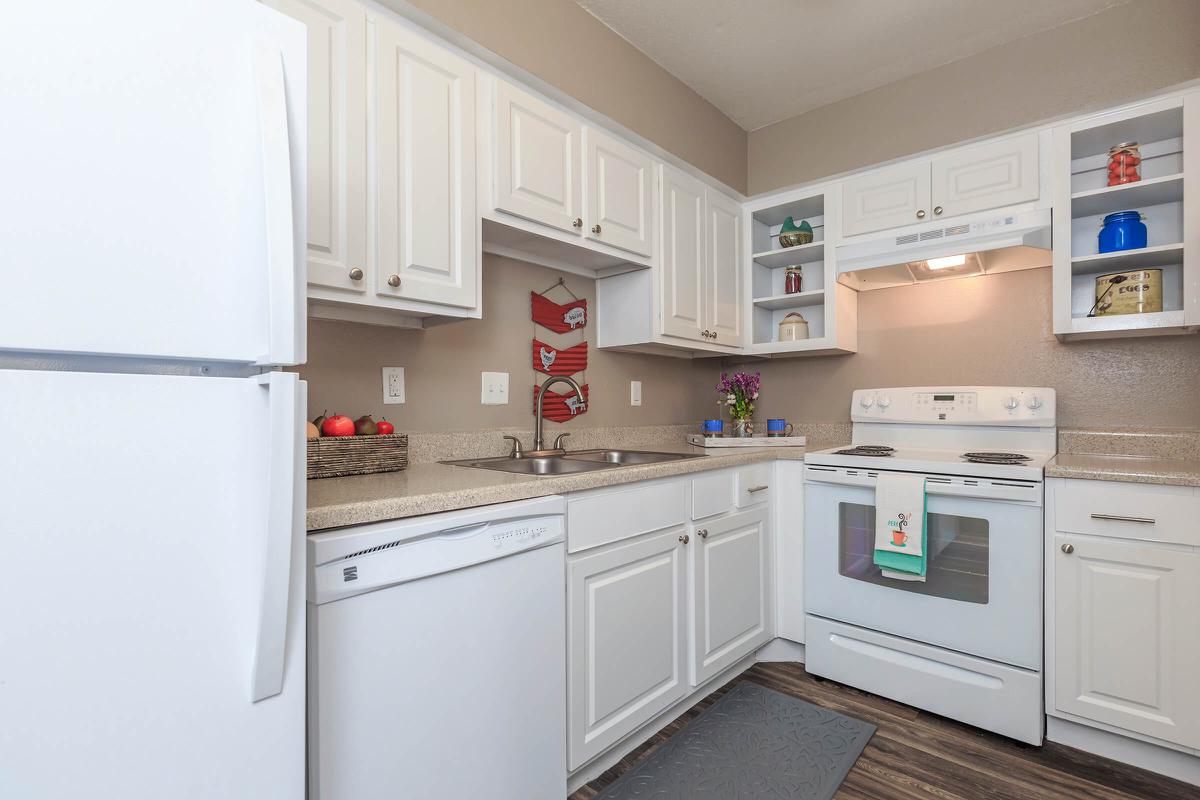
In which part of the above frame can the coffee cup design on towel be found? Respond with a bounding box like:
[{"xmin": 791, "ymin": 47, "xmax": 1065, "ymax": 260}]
[{"xmin": 889, "ymin": 512, "xmax": 910, "ymax": 547}]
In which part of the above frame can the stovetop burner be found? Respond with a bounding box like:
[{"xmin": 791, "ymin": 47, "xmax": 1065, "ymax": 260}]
[
  {"xmin": 961, "ymin": 451, "xmax": 1032, "ymax": 464},
  {"xmin": 834, "ymin": 445, "xmax": 895, "ymax": 457}
]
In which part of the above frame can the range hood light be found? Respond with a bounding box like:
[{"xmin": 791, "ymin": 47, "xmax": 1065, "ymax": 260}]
[{"xmin": 926, "ymin": 254, "xmax": 967, "ymax": 270}]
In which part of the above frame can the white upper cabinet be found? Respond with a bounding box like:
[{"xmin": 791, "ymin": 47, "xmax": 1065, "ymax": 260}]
[
  {"xmin": 930, "ymin": 133, "xmax": 1039, "ymax": 219},
  {"xmin": 267, "ymin": 0, "xmax": 368, "ymax": 295},
  {"xmin": 493, "ymin": 81, "xmax": 582, "ymax": 234},
  {"xmin": 841, "ymin": 160, "xmax": 931, "ymax": 237},
  {"xmin": 705, "ymin": 190, "xmax": 744, "ymax": 347},
  {"xmin": 659, "ymin": 165, "xmax": 707, "ymax": 342},
  {"xmin": 268, "ymin": 0, "xmax": 480, "ymax": 321},
  {"xmin": 842, "ymin": 132, "xmax": 1039, "ymax": 238},
  {"xmin": 584, "ymin": 128, "xmax": 654, "ymax": 258},
  {"xmin": 375, "ymin": 18, "xmax": 477, "ymax": 308},
  {"xmin": 1053, "ymin": 533, "xmax": 1200, "ymax": 749}
]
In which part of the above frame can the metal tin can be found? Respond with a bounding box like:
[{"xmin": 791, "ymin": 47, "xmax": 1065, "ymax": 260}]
[{"xmin": 1093, "ymin": 269, "xmax": 1163, "ymax": 316}]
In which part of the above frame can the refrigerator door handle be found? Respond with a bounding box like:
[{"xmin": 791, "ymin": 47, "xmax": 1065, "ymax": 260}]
[
  {"xmin": 251, "ymin": 370, "xmax": 300, "ymax": 702},
  {"xmin": 253, "ymin": 41, "xmax": 300, "ymax": 368}
]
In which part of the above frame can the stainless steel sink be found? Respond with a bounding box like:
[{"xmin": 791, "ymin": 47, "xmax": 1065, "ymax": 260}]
[
  {"xmin": 561, "ymin": 449, "xmax": 704, "ymax": 466},
  {"xmin": 444, "ymin": 449, "xmax": 705, "ymax": 475}
]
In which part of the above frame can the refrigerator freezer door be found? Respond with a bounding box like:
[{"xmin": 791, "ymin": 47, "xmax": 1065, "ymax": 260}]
[
  {"xmin": 0, "ymin": 1, "xmax": 307, "ymax": 366},
  {"xmin": 0, "ymin": 369, "xmax": 305, "ymax": 799}
]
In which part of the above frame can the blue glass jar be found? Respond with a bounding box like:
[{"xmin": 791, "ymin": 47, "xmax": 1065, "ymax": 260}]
[{"xmin": 1098, "ymin": 211, "xmax": 1147, "ymax": 254}]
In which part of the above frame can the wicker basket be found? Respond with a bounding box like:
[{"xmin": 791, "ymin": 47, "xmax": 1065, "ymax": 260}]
[{"xmin": 306, "ymin": 433, "xmax": 409, "ymax": 479}]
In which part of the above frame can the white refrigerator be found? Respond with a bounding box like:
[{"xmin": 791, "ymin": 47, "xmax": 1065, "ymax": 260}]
[{"xmin": 0, "ymin": 2, "xmax": 309, "ymax": 798}]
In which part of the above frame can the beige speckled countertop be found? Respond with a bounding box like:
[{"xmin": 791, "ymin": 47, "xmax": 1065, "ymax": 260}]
[
  {"xmin": 1045, "ymin": 453, "xmax": 1200, "ymax": 488},
  {"xmin": 307, "ymin": 442, "xmax": 820, "ymax": 531}
]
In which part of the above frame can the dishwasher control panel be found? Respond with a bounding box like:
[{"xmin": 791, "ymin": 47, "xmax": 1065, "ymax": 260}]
[{"xmin": 311, "ymin": 512, "xmax": 565, "ymax": 604}]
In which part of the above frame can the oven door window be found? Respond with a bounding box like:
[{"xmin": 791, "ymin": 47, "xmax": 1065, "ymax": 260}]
[{"xmin": 838, "ymin": 502, "xmax": 989, "ymax": 604}]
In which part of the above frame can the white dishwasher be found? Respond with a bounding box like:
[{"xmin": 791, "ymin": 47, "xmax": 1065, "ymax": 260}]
[{"xmin": 307, "ymin": 495, "xmax": 567, "ymax": 800}]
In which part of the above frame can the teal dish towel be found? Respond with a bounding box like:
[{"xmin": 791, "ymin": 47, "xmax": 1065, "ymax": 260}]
[{"xmin": 873, "ymin": 473, "xmax": 927, "ymax": 581}]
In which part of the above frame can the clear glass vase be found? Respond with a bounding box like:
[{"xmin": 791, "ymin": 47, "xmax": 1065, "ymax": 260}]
[{"xmin": 730, "ymin": 417, "xmax": 753, "ymax": 438}]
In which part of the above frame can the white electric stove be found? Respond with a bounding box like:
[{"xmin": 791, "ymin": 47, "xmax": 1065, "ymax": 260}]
[{"xmin": 803, "ymin": 386, "xmax": 1056, "ymax": 745}]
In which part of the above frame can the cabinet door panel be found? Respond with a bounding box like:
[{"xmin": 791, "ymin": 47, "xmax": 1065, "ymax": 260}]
[
  {"xmin": 568, "ymin": 530, "xmax": 687, "ymax": 769},
  {"xmin": 659, "ymin": 166, "xmax": 707, "ymax": 342},
  {"xmin": 841, "ymin": 161, "xmax": 931, "ymax": 237},
  {"xmin": 1054, "ymin": 534, "xmax": 1200, "ymax": 748},
  {"xmin": 267, "ymin": 0, "xmax": 368, "ymax": 294},
  {"xmin": 931, "ymin": 133, "xmax": 1039, "ymax": 218},
  {"xmin": 584, "ymin": 128, "xmax": 653, "ymax": 257},
  {"xmin": 494, "ymin": 82, "xmax": 581, "ymax": 233},
  {"xmin": 706, "ymin": 190, "xmax": 744, "ymax": 346},
  {"xmin": 376, "ymin": 20, "xmax": 476, "ymax": 307},
  {"xmin": 691, "ymin": 509, "xmax": 770, "ymax": 685}
]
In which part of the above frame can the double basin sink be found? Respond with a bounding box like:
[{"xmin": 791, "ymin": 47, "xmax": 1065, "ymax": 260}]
[{"xmin": 444, "ymin": 449, "xmax": 706, "ymax": 476}]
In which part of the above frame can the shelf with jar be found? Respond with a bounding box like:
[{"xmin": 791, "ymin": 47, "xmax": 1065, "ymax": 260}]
[
  {"xmin": 743, "ymin": 184, "xmax": 857, "ymax": 356},
  {"xmin": 1051, "ymin": 92, "xmax": 1198, "ymax": 340}
]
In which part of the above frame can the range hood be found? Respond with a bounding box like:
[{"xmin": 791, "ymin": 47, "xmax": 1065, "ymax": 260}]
[{"xmin": 836, "ymin": 208, "xmax": 1051, "ymax": 291}]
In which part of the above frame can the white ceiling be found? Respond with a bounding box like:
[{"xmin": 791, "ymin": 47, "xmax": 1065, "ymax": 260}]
[{"xmin": 575, "ymin": 0, "xmax": 1132, "ymax": 130}]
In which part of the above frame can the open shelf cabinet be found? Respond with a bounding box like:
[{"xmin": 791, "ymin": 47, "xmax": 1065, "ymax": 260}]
[
  {"xmin": 743, "ymin": 184, "xmax": 857, "ymax": 356},
  {"xmin": 1052, "ymin": 92, "xmax": 1199, "ymax": 339}
]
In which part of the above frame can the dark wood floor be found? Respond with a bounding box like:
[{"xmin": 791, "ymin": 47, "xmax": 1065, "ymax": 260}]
[{"xmin": 571, "ymin": 663, "xmax": 1199, "ymax": 800}]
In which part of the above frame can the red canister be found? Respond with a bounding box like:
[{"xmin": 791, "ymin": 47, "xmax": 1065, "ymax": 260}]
[{"xmin": 1107, "ymin": 142, "xmax": 1141, "ymax": 186}]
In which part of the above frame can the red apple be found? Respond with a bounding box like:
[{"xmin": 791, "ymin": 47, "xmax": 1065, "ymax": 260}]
[
  {"xmin": 376, "ymin": 418, "xmax": 395, "ymax": 435},
  {"xmin": 321, "ymin": 414, "xmax": 355, "ymax": 437}
]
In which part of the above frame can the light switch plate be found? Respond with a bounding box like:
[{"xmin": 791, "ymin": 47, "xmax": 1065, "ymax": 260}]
[
  {"xmin": 382, "ymin": 367, "xmax": 405, "ymax": 404},
  {"xmin": 482, "ymin": 371, "xmax": 509, "ymax": 405},
  {"xmin": 630, "ymin": 380, "xmax": 642, "ymax": 406}
]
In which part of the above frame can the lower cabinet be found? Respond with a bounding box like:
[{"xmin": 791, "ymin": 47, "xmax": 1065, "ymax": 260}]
[
  {"xmin": 567, "ymin": 471, "xmax": 775, "ymax": 771},
  {"xmin": 567, "ymin": 527, "xmax": 688, "ymax": 769},
  {"xmin": 690, "ymin": 508, "xmax": 771, "ymax": 685},
  {"xmin": 1053, "ymin": 532, "xmax": 1200, "ymax": 748}
]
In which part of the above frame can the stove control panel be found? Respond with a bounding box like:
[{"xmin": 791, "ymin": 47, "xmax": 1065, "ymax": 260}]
[{"xmin": 851, "ymin": 387, "xmax": 1056, "ymax": 426}]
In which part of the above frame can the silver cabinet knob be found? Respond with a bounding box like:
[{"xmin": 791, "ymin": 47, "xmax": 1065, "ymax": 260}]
[
  {"xmin": 712, "ymin": 332, "xmax": 718, "ymax": 340},
  {"xmin": 348, "ymin": 267, "xmax": 364, "ymax": 281},
  {"xmin": 698, "ymin": 529, "xmax": 708, "ymax": 539},
  {"xmin": 572, "ymin": 218, "xmax": 583, "ymax": 228},
  {"xmin": 591, "ymin": 224, "xmax": 602, "ymax": 234},
  {"xmin": 933, "ymin": 206, "xmax": 943, "ymax": 216},
  {"xmin": 387, "ymin": 274, "xmax": 401, "ymax": 288},
  {"xmin": 679, "ymin": 534, "xmax": 690, "ymax": 545},
  {"xmin": 916, "ymin": 209, "xmax": 926, "ymax": 219},
  {"xmin": 1061, "ymin": 543, "xmax": 1075, "ymax": 554}
]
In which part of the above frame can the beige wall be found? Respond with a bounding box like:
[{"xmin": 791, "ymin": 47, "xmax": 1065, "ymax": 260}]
[
  {"xmin": 386, "ymin": 0, "xmax": 747, "ymax": 192},
  {"xmin": 748, "ymin": 0, "xmax": 1200, "ymax": 194},
  {"xmin": 298, "ymin": 256, "xmax": 712, "ymax": 432},
  {"xmin": 743, "ymin": 268, "xmax": 1200, "ymax": 430}
]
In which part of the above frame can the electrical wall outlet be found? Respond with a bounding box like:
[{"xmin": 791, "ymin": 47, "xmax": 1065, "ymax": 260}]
[
  {"xmin": 630, "ymin": 380, "xmax": 642, "ymax": 406},
  {"xmin": 482, "ymin": 371, "xmax": 509, "ymax": 405},
  {"xmin": 382, "ymin": 367, "xmax": 406, "ymax": 404}
]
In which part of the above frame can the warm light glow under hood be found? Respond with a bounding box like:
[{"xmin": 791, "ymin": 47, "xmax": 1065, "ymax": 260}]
[{"xmin": 835, "ymin": 208, "xmax": 1052, "ymax": 291}]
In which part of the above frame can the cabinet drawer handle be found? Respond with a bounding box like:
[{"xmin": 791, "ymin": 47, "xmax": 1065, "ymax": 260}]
[
  {"xmin": 387, "ymin": 274, "xmax": 401, "ymax": 288},
  {"xmin": 698, "ymin": 529, "xmax": 708, "ymax": 539},
  {"xmin": 1090, "ymin": 513, "xmax": 1155, "ymax": 524},
  {"xmin": 1061, "ymin": 543, "xmax": 1074, "ymax": 554},
  {"xmin": 591, "ymin": 224, "xmax": 602, "ymax": 234},
  {"xmin": 679, "ymin": 534, "xmax": 690, "ymax": 545},
  {"xmin": 572, "ymin": 217, "xmax": 583, "ymax": 228},
  {"xmin": 348, "ymin": 267, "xmax": 364, "ymax": 281},
  {"xmin": 916, "ymin": 209, "xmax": 926, "ymax": 219},
  {"xmin": 747, "ymin": 485, "xmax": 769, "ymax": 493},
  {"xmin": 933, "ymin": 206, "xmax": 943, "ymax": 216}
]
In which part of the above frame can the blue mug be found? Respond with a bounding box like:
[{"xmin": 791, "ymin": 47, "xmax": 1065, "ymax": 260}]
[
  {"xmin": 766, "ymin": 419, "xmax": 794, "ymax": 437},
  {"xmin": 702, "ymin": 419, "xmax": 723, "ymax": 434}
]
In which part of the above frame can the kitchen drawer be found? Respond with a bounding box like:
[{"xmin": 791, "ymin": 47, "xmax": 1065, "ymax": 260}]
[
  {"xmin": 568, "ymin": 478, "xmax": 686, "ymax": 553},
  {"xmin": 1052, "ymin": 478, "xmax": 1199, "ymax": 546},
  {"xmin": 736, "ymin": 463, "xmax": 772, "ymax": 508},
  {"xmin": 691, "ymin": 470, "xmax": 734, "ymax": 520}
]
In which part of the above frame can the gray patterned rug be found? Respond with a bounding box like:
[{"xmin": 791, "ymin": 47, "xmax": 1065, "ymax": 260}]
[{"xmin": 593, "ymin": 681, "xmax": 875, "ymax": 800}]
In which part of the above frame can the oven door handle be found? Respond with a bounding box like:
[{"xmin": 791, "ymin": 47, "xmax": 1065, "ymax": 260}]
[{"xmin": 805, "ymin": 468, "xmax": 1040, "ymax": 504}]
